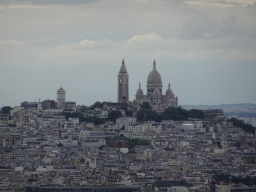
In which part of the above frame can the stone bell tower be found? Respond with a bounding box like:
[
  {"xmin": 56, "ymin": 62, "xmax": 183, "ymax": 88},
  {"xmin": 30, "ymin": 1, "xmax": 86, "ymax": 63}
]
[{"xmin": 118, "ymin": 59, "xmax": 129, "ymax": 103}]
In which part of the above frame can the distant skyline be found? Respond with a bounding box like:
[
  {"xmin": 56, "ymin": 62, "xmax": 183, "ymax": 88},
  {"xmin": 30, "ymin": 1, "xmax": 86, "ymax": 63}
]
[{"xmin": 1, "ymin": 0, "xmax": 256, "ymax": 107}]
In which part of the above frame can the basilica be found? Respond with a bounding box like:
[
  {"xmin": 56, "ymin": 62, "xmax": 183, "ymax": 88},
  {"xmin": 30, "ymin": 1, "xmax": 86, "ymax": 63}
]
[{"xmin": 118, "ymin": 59, "xmax": 178, "ymax": 113}]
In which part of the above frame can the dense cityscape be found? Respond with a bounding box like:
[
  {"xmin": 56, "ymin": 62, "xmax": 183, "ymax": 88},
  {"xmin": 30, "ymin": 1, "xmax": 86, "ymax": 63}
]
[{"xmin": 0, "ymin": 61, "xmax": 256, "ymax": 192}]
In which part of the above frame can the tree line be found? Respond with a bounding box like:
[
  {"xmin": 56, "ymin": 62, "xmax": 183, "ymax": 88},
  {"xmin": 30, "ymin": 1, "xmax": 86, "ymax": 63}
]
[
  {"xmin": 63, "ymin": 101, "xmax": 205, "ymax": 125},
  {"xmin": 105, "ymin": 135, "xmax": 150, "ymax": 149},
  {"xmin": 137, "ymin": 102, "xmax": 205, "ymax": 122},
  {"xmin": 62, "ymin": 110, "xmax": 123, "ymax": 125},
  {"xmin": 227, "ymin": 117, "xmax": 256, "ymax": 134}
]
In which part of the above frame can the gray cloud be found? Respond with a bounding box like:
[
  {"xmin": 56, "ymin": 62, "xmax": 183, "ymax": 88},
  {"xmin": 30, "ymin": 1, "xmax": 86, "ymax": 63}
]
[
  {"xmin": 246, "ymin": 1, "xmax": 256, "ymax": 7},
  {"xmin": 0, "ymin": 0, "xmax": 97, "ymax": 5},
  {"xmin": 0, "ymin": 0, "xmax": 256, "ymax": 107},
  {"xmin": 216, "ymin": 16, "xmax": 239, "ymax": 38},
  {"xmin": 179, "ymin": 16, "xmax": 218, "ymax": 39},
  {"xmin": 179, "ymin": 14, "xmax": 242, "ymax": 40}
]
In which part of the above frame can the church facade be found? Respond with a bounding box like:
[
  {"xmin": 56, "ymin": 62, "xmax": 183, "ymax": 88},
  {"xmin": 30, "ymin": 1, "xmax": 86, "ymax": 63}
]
[{"xmin": 118, "ymin": 59, "xmax": 178, "ymax": 113}]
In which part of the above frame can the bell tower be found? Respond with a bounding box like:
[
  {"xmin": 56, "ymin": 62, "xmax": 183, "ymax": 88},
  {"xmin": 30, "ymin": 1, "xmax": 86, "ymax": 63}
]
[{"xmin": 118, "ymin": 59, "xmax": 129, "ymax": 103}]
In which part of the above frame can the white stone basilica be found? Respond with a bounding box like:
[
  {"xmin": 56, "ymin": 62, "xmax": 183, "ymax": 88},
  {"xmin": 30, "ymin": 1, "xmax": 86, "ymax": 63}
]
[{"xmin": 118, "ymin": 59, "xmax": 178, "ymax": 113}]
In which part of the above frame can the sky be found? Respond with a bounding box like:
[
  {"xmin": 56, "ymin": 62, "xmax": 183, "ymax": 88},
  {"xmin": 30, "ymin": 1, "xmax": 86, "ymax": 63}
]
[{"xmin": 0, "ymin": 0, "xmax": 256, "ymax": 107}]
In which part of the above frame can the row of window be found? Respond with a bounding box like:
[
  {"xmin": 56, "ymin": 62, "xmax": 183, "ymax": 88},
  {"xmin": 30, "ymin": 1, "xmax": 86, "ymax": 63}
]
[{"xmin": 119, "ymin": 78, "xmax": 128, "ymax": 82}]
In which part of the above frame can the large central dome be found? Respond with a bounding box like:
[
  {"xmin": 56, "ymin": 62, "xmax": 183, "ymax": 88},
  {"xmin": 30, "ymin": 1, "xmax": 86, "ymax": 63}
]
[{"xmin": 147, "ymin": 60, "xmax": 162, "ymax": 84}]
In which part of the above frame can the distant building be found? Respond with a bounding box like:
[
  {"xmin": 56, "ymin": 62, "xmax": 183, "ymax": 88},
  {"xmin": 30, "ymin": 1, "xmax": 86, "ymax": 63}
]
[
  {"xmin": 21, "ymin": 101, "xmax": 38, "ymax": 109},
  {"xmin": 111, "ymin": 140, "xmax": 129, "ymax": 148},
  {"xmin": 26, "ymin": 186, "xmax": 138, "ymax": 192},
  {"xmin": 203, "ymin": 109, "xmax": 225, "ymax": 122},
  {"xmin": 103, "ymin": 102, "xmax": 128, "ymax": 110},
  {"xmin": 181, "ymin": 124, "xmax": 195, "ymax": 134},
  {"xmin": 42, "ymin": 99, "xmax": 57, "ymax": 109},
  {"xmin": 62, "ymin": 101, "xmax": 76, "ymax": 110},
  {"xmin": 117, "ymin": 59, "xmax": 178, "ymax": 113},
  {"xmin": 57, "ymin": 86, "xmax": 65, "ymax": 108},
  {"xmin": 0, "ymin": 113, "xmax": 9, "ymax": 121},
  {"xmin": 133, "ymin": 60, "xmax": 178, "ymax": 113},
  {"xmin": 111, "ymin": 140, "xmax": 129, "ymax": 153}
]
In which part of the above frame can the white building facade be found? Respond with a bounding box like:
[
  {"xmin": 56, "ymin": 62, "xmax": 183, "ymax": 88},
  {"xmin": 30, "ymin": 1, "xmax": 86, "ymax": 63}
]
[{"xmin": 133, "ymin": 60, "xmax": 178, "ymax": 113}]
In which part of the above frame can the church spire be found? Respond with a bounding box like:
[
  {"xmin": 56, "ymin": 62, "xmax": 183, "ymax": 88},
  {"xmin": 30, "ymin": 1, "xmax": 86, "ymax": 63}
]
[
  {"xmin": 139, "ymin": 82, "xmax": 141, "ymax": 88},
  {"xmin": 153, "ymin": 59, "xmax": 156, "ymax": 69},
  {"xmin": 168, "ymin": 82, "xmax": 170, "ymax": 89},
  {"xmin": 119, "ymin": 58, "xmax": 127, "ymax": 74}
]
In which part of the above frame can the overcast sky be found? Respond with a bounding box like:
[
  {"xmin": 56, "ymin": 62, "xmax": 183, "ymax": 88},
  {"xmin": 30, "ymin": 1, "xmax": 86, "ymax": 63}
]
[{"xmin": 1, "ymin": 0, "xmax": 256, "ymax": 107}]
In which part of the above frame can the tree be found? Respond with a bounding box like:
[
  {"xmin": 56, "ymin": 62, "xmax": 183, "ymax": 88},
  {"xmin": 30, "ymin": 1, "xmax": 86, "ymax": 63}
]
[
  {"xmin": 162, "ymin": 107, "xmax": 205, "ymax": 121},
  {"xmin": 63, "ymin": 112, "xmax": 78, "ymax": 120},
  {"xmin": 105, "ymin": 135, "xmax": 150, "ymax": 149},
  {"xmin": 137, "ymin": 102, "xmax": 161, "ymax": 122},
  {"xmin": 140, "ymin": 102, "xmax": 151, "ymax": 110},
  {"xmin": 122, "ymin": 106, "xmax": 133, "ymax": 116},
  {"xmin": 2, "ymin": 106, "xmax": 12, "ymax": 114},
  {"xmin": 108, "ymin": 110, "xmax": 122, "ymax": 123},
  {"xmin": 137, "ymin": 108, "xmax": 161, "ymax": 122},
  {"xmin": 57, "ymin": 143, "xmax": 63, "ymax": 147},
  {"xmin": 89, "ymin": 101, "xmax": 107, "ymax": 109},
  {"xmin": 137, "ymin": 109, "xmax": 145, "ymax": 122},
  {"xmin": 227, "ymin": 117, "xmax": 256, "ymax": 134},
  {"xmin": 128, "ymin": 138, "xmax": 150, "ymax": 149},
  {"xmin": 145, "ymin": 109, "xmax": 161, "ymax": 122},
  {"xmin": 162, "ymin": 107, "xmax": 189, "ymax": 121},
  {"xmin": 79, "ymin": 115, "xmax": 106, "ymax": 125},
  {"xmin": 94, "ymin": 117, "xmax": 106, "ymax": 125},
  {"xmin": 188, "ymin": 109, "xmax": 205, "ymax": 119},
  {"xmin": 125, "ymin": 110, "xmax": 133, "ymax": 116}
]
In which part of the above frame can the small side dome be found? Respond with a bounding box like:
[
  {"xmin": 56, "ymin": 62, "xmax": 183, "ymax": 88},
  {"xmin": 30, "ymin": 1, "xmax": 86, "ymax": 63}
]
[
  {"xmin": 166, "ymin": 83, "xmax": 173, "ymax": 97},
  {"xmin": 136, "ymin": 83, "xmax": 143, "ymax": 96}
]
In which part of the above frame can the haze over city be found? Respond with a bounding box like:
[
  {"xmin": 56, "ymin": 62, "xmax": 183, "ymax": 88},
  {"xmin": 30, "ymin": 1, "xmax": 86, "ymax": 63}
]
[{"xmin": 1, "ymin": 0, "xmax": 256, "ymax": 107}]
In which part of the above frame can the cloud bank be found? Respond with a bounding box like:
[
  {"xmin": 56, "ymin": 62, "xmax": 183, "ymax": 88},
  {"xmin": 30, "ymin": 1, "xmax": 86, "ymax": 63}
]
[{"xmin": 0, "ymin": 0, "xmax": 256, "ymax": 107}]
